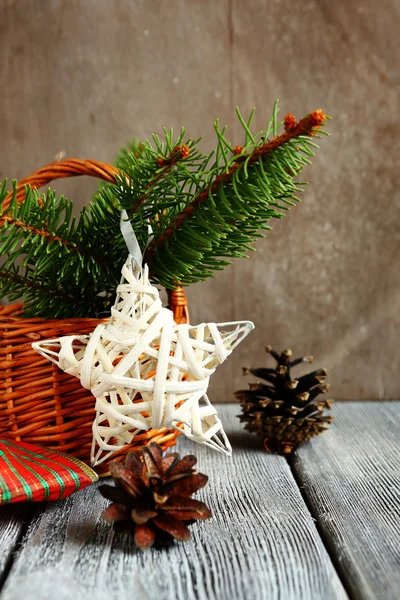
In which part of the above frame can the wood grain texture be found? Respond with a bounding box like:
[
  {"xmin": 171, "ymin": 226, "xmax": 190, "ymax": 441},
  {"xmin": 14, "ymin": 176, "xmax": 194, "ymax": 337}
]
[
  {"xmin": 1, "ymin": 405, "xmax": 347, "ymax": 600},
  {"xmin": 0, "ymin": 505, "xmax": 30, "ymax": 585},
  {"xmin": 0, "ymin": 0, "xmax": 399, "ymax": 399},
  {"xmin": 292, "ymin": 401, "xmax": 400, "ymax": 600}
]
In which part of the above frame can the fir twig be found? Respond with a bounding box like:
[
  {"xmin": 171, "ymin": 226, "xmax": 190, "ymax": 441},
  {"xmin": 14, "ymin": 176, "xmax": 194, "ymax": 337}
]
[
  {"xmin": 0, "ymin": 269, "xmax": 63, "ymax": 298},
  {"xmin": 0, "ymin": 182, "xmax": 123, "ymax": 317},
  {"xmin": 149, "ymin": 109, "xmax": 325, "ymax": 252},
  {"xmin": 139, "ymin": 106, "xmax": 328, "ymax": 287},
  {"xmin": 126, "ymin": 143, "xmax": 192, "ymax": 215},
  {"xmin": 0, "ymin": 215, "xmax": 104, "ymax": 262},
  {"xmin": 0, "ymin": 102, "xmax": 328, "ymax": 317}
]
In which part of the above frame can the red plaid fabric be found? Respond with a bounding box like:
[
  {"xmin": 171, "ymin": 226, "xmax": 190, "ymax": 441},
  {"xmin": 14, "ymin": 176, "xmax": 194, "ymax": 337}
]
[{"xmin": 0, "ymin": 439, "xmax": 98, "ymax": 503}]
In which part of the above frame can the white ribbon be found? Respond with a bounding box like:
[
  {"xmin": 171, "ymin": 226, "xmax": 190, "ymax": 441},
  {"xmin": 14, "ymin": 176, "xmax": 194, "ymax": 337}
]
[
  {"xmin": 120, "ymin": 209, "xmax": 154, "ymax": 268},
  {"xmin": 120, "ymin": 209, "xmax": 143, "ymax": 267}
]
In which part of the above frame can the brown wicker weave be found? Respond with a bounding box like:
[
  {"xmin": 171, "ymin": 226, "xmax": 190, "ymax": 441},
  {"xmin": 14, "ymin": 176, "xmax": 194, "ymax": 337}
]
[{"xmin": 0, "ymin": 159, "xmax": 188, "ymax": 474}]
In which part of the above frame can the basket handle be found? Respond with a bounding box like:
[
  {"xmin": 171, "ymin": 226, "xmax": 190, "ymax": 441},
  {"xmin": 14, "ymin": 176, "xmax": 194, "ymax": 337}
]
[
  {"xmin": 2, "ymin": 158, "xmax": 120, "ymax": 209},
  {"xmin": 2, "ymin": 158, "xmax": 189, "ymax": 324}
]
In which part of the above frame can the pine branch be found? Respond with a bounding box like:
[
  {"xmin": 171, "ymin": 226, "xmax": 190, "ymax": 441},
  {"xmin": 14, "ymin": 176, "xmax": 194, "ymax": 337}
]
[
  {"xmin": 0, "ymin": 269, "xmax": 63, "ymax": 298},
  {"xmin": 0, "ymin": 214, "xmax": 102, "ymax": 259},
  {"xmin": 107, "ymin": 129, "xmax": 207, "ymax": 252},
  {"xmin": 127, "ymin": 143, "xmax": 192, "ymax": 215},
  {"xmin": 135, "ymin": 105, "xmax": 328, "ymax": 288},
  {"xmin": 149, "ymin": 110, "xmax": 326, "ymax": 251},
  {"xmin": 0, "ymin": 101, "xmax": 328, "ymax": 318},
  {"xmin": 98, "ymin": 103, "xmax": 328, "ymax": 290},
  {"xmin": 0, "ymin": 267, "xmax": 103, "ymax": 317},
  {"xmin": 0, "ymin": 182, "xmax": 124, "ymax": 318}
]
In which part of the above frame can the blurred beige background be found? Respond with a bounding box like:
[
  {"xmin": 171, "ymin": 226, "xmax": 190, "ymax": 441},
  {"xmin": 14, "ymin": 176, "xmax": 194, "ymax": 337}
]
[{"xmin": 1, "ymin": 0, "xmax": 399, "ymax": 401}]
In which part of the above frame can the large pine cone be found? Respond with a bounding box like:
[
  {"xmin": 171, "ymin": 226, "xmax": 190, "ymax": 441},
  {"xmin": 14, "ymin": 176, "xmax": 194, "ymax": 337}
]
[
  {"xmin": 99, "ymin": 442, "xmax": 212, "ymax": 549},
  {"xmin": 236, "ymin": 346, "xmax": 334, "ymax": 454}
]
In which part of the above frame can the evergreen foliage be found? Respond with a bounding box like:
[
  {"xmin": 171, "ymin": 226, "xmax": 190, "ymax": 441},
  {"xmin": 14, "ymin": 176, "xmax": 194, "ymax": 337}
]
[
  {"xmin": 0, "ymin": 102, "xmax": 327, "ymax": 318},
  {"xmin": 0, "ymin": 181, "xmax": 124, "ymax": 317}
]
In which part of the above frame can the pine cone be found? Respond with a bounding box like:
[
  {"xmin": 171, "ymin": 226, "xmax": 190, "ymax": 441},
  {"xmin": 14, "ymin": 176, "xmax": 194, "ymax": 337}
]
[
  {"xmin": 236, "ymin": 346, "xmax": 334, "ymax": 455},
  {"xmin": 99, "ymin": 442, "xmax": 212, "ymax": 549}
]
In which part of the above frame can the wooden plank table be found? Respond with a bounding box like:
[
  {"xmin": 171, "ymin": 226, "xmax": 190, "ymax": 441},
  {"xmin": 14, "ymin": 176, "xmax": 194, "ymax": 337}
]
[
  {"xmin": 0, "ymin": 402, "xmax": 398, "ymax": 600},
  {"xmin": 293, "ymin": 402, "xmax": 400, "ymax": 600}
]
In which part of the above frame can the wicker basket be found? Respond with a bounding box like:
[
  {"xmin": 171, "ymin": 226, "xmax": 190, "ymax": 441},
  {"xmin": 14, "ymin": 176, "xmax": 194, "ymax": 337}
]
[{"xmin": 0, "ymin": 159, "xmax": 189, "ymax": 474}]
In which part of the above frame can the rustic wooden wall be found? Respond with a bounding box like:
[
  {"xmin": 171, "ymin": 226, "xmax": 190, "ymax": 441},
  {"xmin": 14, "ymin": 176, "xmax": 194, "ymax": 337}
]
[{"xmin": 1, "ymin": 0, "xmax": 399, "ymax": 400}]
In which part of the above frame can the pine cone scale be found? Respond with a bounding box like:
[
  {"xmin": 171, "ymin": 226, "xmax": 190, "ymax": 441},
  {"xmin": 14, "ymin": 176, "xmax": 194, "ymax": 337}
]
[
  {"xmin": 142, "ymin": 444, "xmax": 164, "ymax": 478},
  {"xmin": 98, "ymin": 484, "xmax": 133, "ymax": 505},
  {"xmin": 102, "ymin": 502, "xmax": 130, "ymax": 523},
  {"xmin": 162, "ymin": 453, "xmax": 180, "ymax": 472},
  {"xmin": 134, "ymin": 524, "xmax": 156, "ymax": 549},
  {"xmin": 169, "ymin": 455, "xmax": 198, "ymax": 474},
  {"xmin": 153, "ymin": 515, "xmax": 191, "ymax": 542},
  {"xmin": 163, "ymin": 496, "xmax": 213, "ymax": 520},
  {"xmin": 165, "ymin": 472, "xmax": 208, "ymax": 497},
  {"xmin": 131, "ymin": 508, "xmax": 158, "ymax": 525},
  {"xmin": 110, "ymin": 462, "xmax": 146, "ymax": 497},
  {"xmin": 125, "ymin": 451, "xmax": 145, "ymax": 474}
]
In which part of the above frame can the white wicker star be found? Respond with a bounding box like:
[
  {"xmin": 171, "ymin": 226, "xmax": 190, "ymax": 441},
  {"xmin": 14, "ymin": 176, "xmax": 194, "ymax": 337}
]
[{"xmin": 32, "ymin": 256, "xmax": 254, "ymax": 466}]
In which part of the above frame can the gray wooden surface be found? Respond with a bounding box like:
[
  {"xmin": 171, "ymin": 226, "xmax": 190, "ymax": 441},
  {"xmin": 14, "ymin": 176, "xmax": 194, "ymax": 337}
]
[
  {"xmin": 0, "ymin": 506, "xmax": 28, "ymax": 587},
  {"xmin": 293, "ymin": 402, "xmax": 400, "ymax": 600},
  {"xmin": 1, "ymin": 0, "xmax": 399, "ymax": 400},
  {"xmin": 0, "ymin": 404, "xmax": 347, "ymax": 600},
  {"xmin": 1, "ymin": 404, "xmax": 399, "ymax": 600}
]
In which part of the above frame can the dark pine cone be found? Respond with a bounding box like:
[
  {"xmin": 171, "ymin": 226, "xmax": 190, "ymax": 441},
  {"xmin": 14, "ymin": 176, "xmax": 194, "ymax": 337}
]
[
  {"xmin": 236, "ymin": 346, "xmax": 334, "ymax": 455},
  {"xmin": 99, "ymin": 442, "xmax": 212, "ymax": 549}
]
